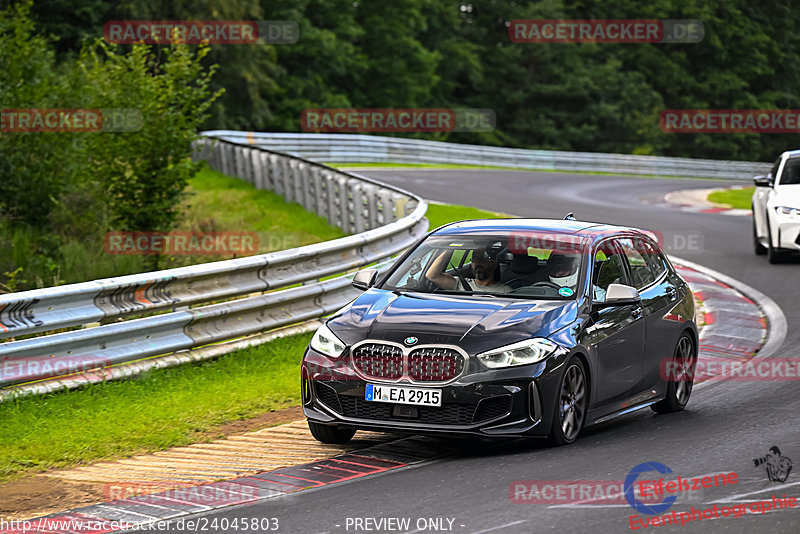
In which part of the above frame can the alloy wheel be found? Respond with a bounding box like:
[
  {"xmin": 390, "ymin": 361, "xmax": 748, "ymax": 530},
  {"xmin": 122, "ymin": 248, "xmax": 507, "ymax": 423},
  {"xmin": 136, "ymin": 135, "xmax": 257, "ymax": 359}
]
[
  {"xmin": 559, "ymin": 363, "xmax": 587, "ymax": 442},
  {"xmin": 673, "ymin": 336, "xmax": 695, "ymax": 405}
]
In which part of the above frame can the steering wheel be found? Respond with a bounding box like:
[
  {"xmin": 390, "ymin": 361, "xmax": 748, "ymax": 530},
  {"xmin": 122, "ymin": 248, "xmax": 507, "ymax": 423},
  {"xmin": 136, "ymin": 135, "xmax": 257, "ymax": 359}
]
[
  {"xmin": 411, "ymin": 277, "xmax": 439, "ymax": 293},
  {"xmin": 529, "ymin": 281, "xmax": 563, "ymax": 290},
  {"xmin": 504, "ymin": 277, "xmax": 533, "ymax": 289}
]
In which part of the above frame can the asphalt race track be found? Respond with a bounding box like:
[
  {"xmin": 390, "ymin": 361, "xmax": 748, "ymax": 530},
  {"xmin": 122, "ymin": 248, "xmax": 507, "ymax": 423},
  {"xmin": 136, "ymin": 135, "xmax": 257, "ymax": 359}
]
[{"xmin": 135, "ymin": 170, "xmax": 800, "ymax": 534}]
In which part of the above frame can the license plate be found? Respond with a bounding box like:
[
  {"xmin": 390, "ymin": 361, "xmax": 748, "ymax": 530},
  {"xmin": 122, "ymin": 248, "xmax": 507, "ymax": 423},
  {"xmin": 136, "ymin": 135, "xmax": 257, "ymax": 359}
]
[{"xmin": 365, "ymin": 384, "xmax": 442, "ymax": 407}]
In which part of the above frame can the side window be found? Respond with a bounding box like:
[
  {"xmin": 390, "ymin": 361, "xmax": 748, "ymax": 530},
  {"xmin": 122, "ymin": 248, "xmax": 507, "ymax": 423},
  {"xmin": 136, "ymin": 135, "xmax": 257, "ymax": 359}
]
[
  {"xmin": 592, "ymin": 242, "xmax": 626, "ymax": 302},
  {"xmin": 780, "ymin": 159, "xmax": 800, "ymax": 185},
  {"xmin": 619, "ymin": 238, "xmax": 657, "ymax": 290},
  {"xmin": 638, "ymin": 239, "xmax": 668, "ymax": 281},
  {"xmin": 446, "ymin": 249, "xmax": 469, "ymax": 273}
]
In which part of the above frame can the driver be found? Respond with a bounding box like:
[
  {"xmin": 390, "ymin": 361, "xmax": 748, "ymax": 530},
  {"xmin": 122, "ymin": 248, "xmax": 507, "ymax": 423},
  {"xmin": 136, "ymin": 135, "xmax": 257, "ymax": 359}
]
[
  {"xmin": 426, "ymin": 246, "xmax": 510, "ymax": 293},
  {"xmin": 547, "ymin": 253, "xmax": 579, "ymax": 288}
]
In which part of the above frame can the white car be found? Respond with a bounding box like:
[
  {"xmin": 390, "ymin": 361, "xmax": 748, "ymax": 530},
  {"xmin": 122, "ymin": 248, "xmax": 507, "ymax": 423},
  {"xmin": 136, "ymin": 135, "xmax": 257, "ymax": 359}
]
[{"xmin": 752, "ymin": 150, "xmax": 800, "ymax": 263}]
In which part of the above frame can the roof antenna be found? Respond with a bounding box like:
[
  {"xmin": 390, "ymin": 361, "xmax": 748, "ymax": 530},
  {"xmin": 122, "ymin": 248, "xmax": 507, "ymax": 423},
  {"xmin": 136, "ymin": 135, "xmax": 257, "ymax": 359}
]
[{"xmin": 564, "ymin": 212, "xmax": 576, "ymax": 220}]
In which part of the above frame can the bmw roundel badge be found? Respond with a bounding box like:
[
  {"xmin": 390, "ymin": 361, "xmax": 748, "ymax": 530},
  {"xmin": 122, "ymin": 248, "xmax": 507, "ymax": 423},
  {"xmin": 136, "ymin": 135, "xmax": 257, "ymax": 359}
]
[{"xmin": 404, "ymin": 336, "xmax": 418, "ymax": 346}]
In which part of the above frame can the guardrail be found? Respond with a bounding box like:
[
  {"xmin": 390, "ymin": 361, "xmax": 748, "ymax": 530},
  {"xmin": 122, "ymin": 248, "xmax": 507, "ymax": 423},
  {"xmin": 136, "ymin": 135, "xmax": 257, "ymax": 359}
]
[
  {"xmin": 0, "ymin": 137, "xmax": 428, "ymax": 390},
  {"xmin": 203, "ymin": 131, "xmax": 771, "ymax": 180}
]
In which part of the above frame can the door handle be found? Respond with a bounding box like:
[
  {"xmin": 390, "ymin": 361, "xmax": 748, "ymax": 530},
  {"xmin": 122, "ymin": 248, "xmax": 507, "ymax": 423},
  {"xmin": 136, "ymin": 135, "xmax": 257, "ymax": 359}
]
[{"xmin": 631, "ymin": 306, "xmax": 643, "ymax": 319}]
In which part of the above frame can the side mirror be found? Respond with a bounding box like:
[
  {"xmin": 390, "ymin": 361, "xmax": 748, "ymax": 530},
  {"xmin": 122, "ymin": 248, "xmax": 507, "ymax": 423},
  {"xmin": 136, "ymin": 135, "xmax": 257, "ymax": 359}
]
[
  {"xmin": 605, "ymin": 283, "xmax": 641, "ymax": 304},
  {"xmin": 754, "ymin": 174, "xmax": 774, "ymax": 187},
  {"xmin": 352, "ymin": 268, "xmax": 378, "ymax": 291},
  {"xmin": 594, "ymin": 283, "xmax": 641, "ymax": 309}
]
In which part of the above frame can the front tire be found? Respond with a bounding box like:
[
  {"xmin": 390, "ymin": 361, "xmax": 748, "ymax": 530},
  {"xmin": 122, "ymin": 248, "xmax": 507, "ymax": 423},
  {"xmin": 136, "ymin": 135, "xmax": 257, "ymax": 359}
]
[
  {"xmin": 308, "ymin": 421, "xmax": 356, "ymax": 444},
  {"xmin": 652, "ymin": 333, "xmax": 696, "ymax": 414},
  {"xmin": 767, "ymin": 219, "xmax": 785, "ymax": 264},
  {"xmin": 753, "ymin": 214, "xmax": 766, "ymax": 255},
  {"xmin": 548, "ymin": 357, "xmax": 588, "ymax": 446}
]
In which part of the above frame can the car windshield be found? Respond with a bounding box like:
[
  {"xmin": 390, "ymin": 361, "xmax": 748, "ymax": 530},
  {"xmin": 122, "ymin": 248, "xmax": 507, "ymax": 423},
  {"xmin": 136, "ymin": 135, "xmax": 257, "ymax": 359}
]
[
  {"xmin": 381, "ymin": 231, "xmax": 588, "ymax": 299},
  {"xmin": 780, "ymin": 158, "xmax": 800, "ymax": 185}
]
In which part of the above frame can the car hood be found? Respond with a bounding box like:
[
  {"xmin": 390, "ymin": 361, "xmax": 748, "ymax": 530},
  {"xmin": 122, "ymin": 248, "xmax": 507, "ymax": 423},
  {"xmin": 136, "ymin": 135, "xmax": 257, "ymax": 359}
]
[
  {"xmin": 772, "ymin": 185, "xmax": 800, "ymax": 207},
  {"xmin": 328, "ymin": 289, "xmax": 578, "ymax": 354}
]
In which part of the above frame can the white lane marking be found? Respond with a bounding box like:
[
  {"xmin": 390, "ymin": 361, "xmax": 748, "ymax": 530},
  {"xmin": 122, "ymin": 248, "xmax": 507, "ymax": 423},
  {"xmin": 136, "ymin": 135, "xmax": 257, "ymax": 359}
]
[
  {"xmin": 470, "ymin": 520, "xmax": 528, "ymax": 534},
  {"xmin": 707, "ymin": 481, "xmax": 800, "ymax": 503},
  {"xmin": 402, "ymin": 523, "xmax": 467, "ymax": 534},
  {"xmin": 549, "ymin": 503, "xmax": 630, "ymax": 509}
]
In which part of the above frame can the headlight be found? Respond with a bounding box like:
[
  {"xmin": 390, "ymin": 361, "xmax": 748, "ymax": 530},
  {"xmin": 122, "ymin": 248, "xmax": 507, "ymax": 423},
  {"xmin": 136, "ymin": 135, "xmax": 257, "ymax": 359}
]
[
  {"xmin": 310, "ymin": 324, "xmax": 346, "ymax": 358},
  {"xmin": 775, "ymin": 206, "xmax": 800, "ymax": 217},
  {"xmin": 476, "ymin": 338, "xmax": 558, "ymax": 369}
]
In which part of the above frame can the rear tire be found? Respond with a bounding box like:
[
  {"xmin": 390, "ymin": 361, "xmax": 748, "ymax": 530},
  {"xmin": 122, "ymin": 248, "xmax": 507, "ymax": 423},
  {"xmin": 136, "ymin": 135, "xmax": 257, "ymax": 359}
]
[
  {"xmin": 753, "ymin": 215, "xmax": 766, "ymax": 255},
  {"xmin": 548, "ymin": 357, "xmax": 588, "ymax": 446},
  {"xmin": 308, "ymin": 421, "xmax": 356, "ymax": 444},
  {"xmin": 652, "ymin": 333, "xmax": 696, "ymax": 414}
]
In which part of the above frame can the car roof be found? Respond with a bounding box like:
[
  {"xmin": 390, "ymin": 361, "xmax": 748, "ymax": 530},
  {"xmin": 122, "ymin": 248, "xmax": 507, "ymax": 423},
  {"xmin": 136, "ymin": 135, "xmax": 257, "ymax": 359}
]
[
  {"xmin": 432, "ymin": 218, "xmax": 652, "ymax": 243},
  {"xmin": 783, "ymin": 150, "xmax": 800, "ymax": 158}
]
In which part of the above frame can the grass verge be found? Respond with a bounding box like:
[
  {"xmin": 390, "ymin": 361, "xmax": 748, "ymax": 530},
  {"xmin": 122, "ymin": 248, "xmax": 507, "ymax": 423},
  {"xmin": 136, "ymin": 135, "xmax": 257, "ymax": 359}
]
[
  {"xmin": 329, "ymin": 162, "xmax": 732, "ymax": 181},
  {"xmin": 707, "ymin": 187, "xmax": 754, "ymax": 210},
  {"xmin": 177, "ymin": 168, "xmax": 344, "ymax": 251},
  {"xmin": 425, "ymin": 202, "xmax": 513, "ymax": 229},
  {"xmin": 329, "ymin": 162, "xmax": 526, "ymax": 171}
]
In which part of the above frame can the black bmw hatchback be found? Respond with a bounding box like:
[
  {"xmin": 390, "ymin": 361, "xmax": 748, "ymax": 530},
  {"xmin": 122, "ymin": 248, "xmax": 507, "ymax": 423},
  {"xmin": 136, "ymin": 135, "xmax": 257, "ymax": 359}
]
[{"xmin": 302, "ymin": 219, "xmax": 698, "ymax": 445}]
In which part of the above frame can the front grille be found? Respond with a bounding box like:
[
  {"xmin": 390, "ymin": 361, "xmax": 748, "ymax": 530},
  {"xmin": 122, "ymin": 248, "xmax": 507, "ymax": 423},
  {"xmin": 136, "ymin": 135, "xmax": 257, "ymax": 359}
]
[
  {"xmin": 339, "ymin": 395, "xmax": 477, "ymax": 426},
  {"xmin": 340, "ymin": 395, "xmax": 393, "ymax": 420},
  {"xmin": 408, "ymin": 347, "xmax": 465, "ymax": 382},
  {"xmin": 352, "ymin": 343, "xmax": 404, "ymax": 380},
  {"xmin": 474, "ymin": 395, "xmax": 512, "ymax": 423}
]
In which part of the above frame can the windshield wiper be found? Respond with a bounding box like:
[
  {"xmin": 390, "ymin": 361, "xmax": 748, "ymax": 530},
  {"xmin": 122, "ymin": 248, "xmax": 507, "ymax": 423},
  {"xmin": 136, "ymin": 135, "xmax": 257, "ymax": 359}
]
[{"xmin": 434, "ymin": 290, "xmax": 506, "ymax": 298}]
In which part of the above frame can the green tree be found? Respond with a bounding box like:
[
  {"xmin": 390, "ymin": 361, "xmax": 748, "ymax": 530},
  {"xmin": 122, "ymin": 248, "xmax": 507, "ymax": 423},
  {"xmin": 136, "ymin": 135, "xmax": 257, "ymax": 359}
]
[
  {"xmin": 80, "ymin": 40, "xmax": 223, "ymax": 234},
  {"xmin": 0, "ymin": 0, "xmax": 80, "ymax": 227}
]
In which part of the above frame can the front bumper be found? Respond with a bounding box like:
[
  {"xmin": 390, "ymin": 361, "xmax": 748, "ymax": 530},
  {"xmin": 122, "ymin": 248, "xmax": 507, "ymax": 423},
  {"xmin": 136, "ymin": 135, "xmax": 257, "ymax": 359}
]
[
  {"xmin": 773, "ymin": 216, "xmax": 800, "ymax": 251},
  {"xmin": 302, "ymin": 348, "xmax": 567, "ymax": 438}
]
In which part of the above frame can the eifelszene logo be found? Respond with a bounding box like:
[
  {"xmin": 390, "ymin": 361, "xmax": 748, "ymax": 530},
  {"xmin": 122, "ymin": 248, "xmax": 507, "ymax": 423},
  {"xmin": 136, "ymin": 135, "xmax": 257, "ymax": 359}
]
[{"xmin": 625, "ymin": 462, "xmax": 677, "ymax": 515}]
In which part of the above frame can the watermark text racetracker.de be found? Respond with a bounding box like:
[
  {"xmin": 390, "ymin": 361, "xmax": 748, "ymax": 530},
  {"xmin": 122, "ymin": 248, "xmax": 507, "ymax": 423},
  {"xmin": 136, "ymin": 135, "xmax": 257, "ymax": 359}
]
[
  {"xmin": 1, "ymin": 355, "xmax": 111, "ymax": 383},
  {"xmin": 509, "ymin": 480, "xmax": 705, "ymax": 505},
  {"xmin": 661, "ymin": 357, "xmax": 800, "ymax": 382},
  {"xmin": 1, "ymin": 108, "xmax": 142, "ymax": 132},
  {"xmin": 104, "ymin": 231, "xmax": 259, "ymax": 256},
  {"xmin": 104, "ymin": 20, "xmax": 298, "ymax": 44},
  {"xmin": 105, "ymin": 480, "xmax": 264, "ymax": 507},
  {"xmin": 506, "ymin": 229, "xmax": 701, "ymax": 254},
  {"xmin": 509, "ymin": 19, "xmax": 703, "ymax": 43},
  {"xmin": 301, "ymin": 108, "xmax": 495, "ymax": 133},
  {"xmin": 661, "ymin": 109, "xmax": 800, "ymax": 133}
]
